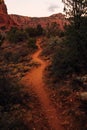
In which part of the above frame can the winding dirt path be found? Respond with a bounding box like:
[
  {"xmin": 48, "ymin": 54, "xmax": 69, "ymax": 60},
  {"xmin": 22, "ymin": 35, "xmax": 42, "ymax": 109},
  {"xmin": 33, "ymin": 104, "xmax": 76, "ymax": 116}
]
[{"xmin": 21, "ymin": 38, "xmax": 63, "ymax": 130}]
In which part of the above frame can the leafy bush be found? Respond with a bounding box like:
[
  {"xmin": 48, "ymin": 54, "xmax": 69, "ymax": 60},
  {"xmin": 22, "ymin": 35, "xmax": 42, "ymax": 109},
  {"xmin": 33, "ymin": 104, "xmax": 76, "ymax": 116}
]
[
  {"xmin": 25, "ymin": 24, "xmax": 43, "ymax": 37},
  {"xmin": 7, "ymin": 27, "xmax": 27, "ymax": 43},
  {"xmin": 27, "ymin": 38, "xmax": 37, "ymax": 49},
  {"xmin": 0, "ymin": 75, "xmax": 30, "ymax": 129},
  {"xmin": 70, "ymin": 78, "xmax": 84, "ymax": 91},
  {"xmin": 0, "ymin": 75, "xmax": 28, "ymax": 111},
  {"xmin": 36, "ymin": 24, "xmax": 43, "ymax": 36},
  {"xmin": 51, "ymin": 17, "xmax": 87, "ymax": 79},
  {"xmin": 7, "ymin": 25, "xmax": 43, "ymax": 44},
  {"xmin": 45, "ymin": 22, "xmax": 64, "ymax": 37},
  {"xmin": 0, "ymin": 33, "xmax": 4, "ymax": 46},
  {"xmin": 0, "ymin": 26, "xmax": 6, "ymax": 31},
  {"xmin": 4, "ymin": 51, "xmax": 24, "ymax": 63},
  {"xmin": 25, "ymin": 27, "xmax": 37, "ymax": 37},
  {"xmin": 52, "ymin": 45, "xmax": 81, "ymax": 78}
]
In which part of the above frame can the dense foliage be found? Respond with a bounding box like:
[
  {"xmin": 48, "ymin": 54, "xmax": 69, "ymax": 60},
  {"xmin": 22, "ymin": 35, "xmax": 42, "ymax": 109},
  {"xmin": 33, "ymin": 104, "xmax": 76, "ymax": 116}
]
[
  {"xmin": 7, "ymin": 25, "xmax": 43, "ymax": 44},
  {"xmin": 0, "ymin": 74, "xmax": 30, "ymax": 130},
  {"xmin": 25, "ymin": 24, "xmax": 43, "ymax": 37},
  {"xmin": 62, "ymin": 0, "xmax": 87, "ymax": 29},
  {"xmin": 45, "ymin": 22, "xmax": 64, "ymax": 37},
  {"xmin": 51, "ymin": 17, "xmax": 87, "ymax": 79},
  {"xmin": 0, "ymin": 33, "xmax": 4, "ymax": 46},
  {"xmin": 7, "ymin": 27, "xmax": 27, "ymax": 43},
  {"xmin": 27, "ymin": 38, "xmax": 37, "ymax": 49}
]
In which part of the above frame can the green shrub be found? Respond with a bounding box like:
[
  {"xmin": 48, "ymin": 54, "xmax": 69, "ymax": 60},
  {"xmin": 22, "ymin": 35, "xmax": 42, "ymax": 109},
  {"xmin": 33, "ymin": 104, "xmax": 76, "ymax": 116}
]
[
  {"xmin": 0, "ymin": 75, "xmax": 30, "ymax": 129},
  {"xmin": 45, "ymin": 22, "xmax": 64, "ymax": 37},
  {"xmin": 70, "ymin": 78, "xmax": 83, "ymax": 91},
  {"xmin": 0, "ymin": 33, "xmax": 4, "ymax": 46},
  {"xmin": 7, "ymin": 27, "xmax": 27, "ymax": 43},
  {"xmin": 51, "ymin": 17, "xmax": 87, "ymax": 79},
  {"xmin": 27, "ymin": 38, "xmax": 37, "ymax": 49},
  {"xmin": 36, "ymin": 24, "xmax": 43, "ymax": 36},
  {"xmin": 0, "ymin": 26, "xmax": 6, "ymax": 31},
  {"xmin": 25, "ymin": 27, "xmax": 37, "ymax": 37},
  {"xmin": 25, "ymin": 24, "xmax": 43, "ymax": 37},
  {"xmin": 4, "ymin": 52, "xmax": 21, "ymax": 63}
]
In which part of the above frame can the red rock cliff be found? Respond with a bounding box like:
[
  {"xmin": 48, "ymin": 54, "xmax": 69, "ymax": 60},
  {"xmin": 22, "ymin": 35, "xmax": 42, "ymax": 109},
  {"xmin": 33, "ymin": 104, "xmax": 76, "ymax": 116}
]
[
  {"xmin": 0, "ymin": 1, "xmax": 68, "ymax": 31},
  {"xmin": 0, "ymin": 0, "xmax": 7, "ymax": 14},
  {"xmin": 0, "ymin": 0, "xmax": 16, "ymax": 29}
]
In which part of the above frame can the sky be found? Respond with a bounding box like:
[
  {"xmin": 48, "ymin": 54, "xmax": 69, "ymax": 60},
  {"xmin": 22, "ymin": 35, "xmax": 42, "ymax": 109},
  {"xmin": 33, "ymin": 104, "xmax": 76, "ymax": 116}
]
[{"xmin": 5, "ymin": 0, "xmax": 64, "ymax": 17}]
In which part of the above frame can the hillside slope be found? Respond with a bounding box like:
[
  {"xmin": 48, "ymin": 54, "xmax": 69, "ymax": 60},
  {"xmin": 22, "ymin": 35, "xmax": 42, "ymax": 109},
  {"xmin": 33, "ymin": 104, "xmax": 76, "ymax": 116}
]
[
  {"xmin": 9, "ymin": 13, "xmax": 67, "ymax": 30},
  {"xmin": 0, "ymin": 0, "xmax": 68, "ymax": 31}
]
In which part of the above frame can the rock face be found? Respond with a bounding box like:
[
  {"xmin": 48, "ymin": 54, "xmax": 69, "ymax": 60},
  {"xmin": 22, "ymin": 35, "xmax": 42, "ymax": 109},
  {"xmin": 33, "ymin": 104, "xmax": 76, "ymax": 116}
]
[
  {"xmin": 10, "ymin": 13, "xmax": 68, "ymax": 30},
  {"xmin": 0, "ymin": 0, "xmax": 16, "ymax": 30},
  {"xmin": 0, "ymin": 0, "xmax": 7, "ymax": 14},
  {"xmin": 0, "ymin": 0, "xmax": 68, "ymax": 30}
]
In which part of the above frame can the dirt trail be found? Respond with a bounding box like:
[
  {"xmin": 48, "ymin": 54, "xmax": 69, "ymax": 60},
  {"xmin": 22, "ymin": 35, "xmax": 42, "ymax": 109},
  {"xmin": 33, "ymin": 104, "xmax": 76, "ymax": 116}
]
[{"xmin": 21, "ymin": 38, "xmax": 63, "ymax": 130}]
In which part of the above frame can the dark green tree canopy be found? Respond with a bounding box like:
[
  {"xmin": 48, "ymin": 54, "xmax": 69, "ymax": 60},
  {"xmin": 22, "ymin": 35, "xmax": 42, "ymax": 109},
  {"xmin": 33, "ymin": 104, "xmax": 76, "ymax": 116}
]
[
  {"xmin": 62, "ymin": 0, "xmax": 87, "ymax": 29},
  {"xmin": 62, "ymin": 0, "xmax": 87, "ymax": 17}
]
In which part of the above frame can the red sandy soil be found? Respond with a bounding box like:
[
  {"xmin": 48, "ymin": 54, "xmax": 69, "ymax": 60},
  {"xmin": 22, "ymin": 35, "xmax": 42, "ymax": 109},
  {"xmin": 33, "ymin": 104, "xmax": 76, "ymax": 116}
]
[{"xmin": 21, "ymin": 38, "xmax": 64, "ymax": 130}]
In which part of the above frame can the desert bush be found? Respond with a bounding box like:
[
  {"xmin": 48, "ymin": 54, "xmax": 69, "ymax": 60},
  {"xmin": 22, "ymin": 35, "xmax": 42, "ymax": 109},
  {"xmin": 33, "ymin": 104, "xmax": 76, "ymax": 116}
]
[
  {"xmin": 51, "ymin": 17, "xmax": 87, "ymax": 79},
  {"xmin": 59, "ymin": 89, "xmax": 71, "ymax": 97},
  {"xmin": 4, "ymin": 52, "xmax": 21, "ymax": 63},
  {"xmin": 7, "ymin": 27, "xmax": 27, "ymax": 43},
  {"xmin": 36, "ymin": 24, "xmax": 43, "ymax": 36},
  {"xmin": 0, "ymin": 74, "xmax": 31, "ymax": 129},
  {"xmin": 25, "ymin": 27, "xmax": 37, "ymax": 37},
  {"xmin": 27, "ymin": 38, "xmax": 37, "ymax": 49},
  {"xmin": 70, "ymin": 78, "xmax": 84, "ymax": 91},
  {"xmin": 51, "ymin": 45, "xmax": 80, "ymax": 78},
  {"xmin": 0, "ymin": 26, "xmax": 6, "ymax": 31},
  {"xmin": 45, "ymin": 22, "xmax": 64, "ymax": 37},
  {"xmin": 25, "ymin": 24, "xmax": 43, "ymax": 37},
  {"xmin": 0, "ymin": 75, "xmax": 29, "ymax": 111},
  {"xmin": 0, "ymin": 33, "xmax": 4, "ymax": 46},
  {"xmin": 4, "ymin": 52, "xmax": 12, "ymax": 63},
  {"xmin": 41, "ymin": 36, "xmax": 62, "ymax": 58}
]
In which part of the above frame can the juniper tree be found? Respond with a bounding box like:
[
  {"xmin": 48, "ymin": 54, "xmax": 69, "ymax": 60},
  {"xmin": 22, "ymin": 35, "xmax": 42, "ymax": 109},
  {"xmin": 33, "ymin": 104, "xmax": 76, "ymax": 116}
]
[{"xmin": 62, "ymin": 0, "xmax": 87, "ymax": 29}]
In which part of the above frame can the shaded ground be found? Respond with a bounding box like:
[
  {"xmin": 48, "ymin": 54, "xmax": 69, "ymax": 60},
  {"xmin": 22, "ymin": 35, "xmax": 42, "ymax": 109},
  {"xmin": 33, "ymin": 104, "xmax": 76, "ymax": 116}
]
[
  {"xmin": 0, "ymin": 40, "xmax": 37, "ymax": 80},
  {"xmin": 21, "ymin": 38, "xmax": 64, "ymax": 130}
]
